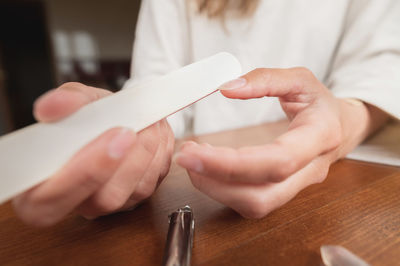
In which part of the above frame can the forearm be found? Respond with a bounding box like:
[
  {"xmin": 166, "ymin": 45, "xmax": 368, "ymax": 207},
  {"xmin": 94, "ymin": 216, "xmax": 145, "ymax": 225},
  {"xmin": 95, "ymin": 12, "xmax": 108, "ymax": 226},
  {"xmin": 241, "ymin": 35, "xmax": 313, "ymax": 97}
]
[{"xmin": 336, "ymin": 98, "xmax": 390, "ymax": 159}]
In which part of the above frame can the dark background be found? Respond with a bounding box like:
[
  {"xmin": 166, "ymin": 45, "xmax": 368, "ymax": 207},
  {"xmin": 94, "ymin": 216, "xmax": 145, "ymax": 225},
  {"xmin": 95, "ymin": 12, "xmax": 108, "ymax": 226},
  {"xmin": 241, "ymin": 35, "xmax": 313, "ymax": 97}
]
[{"xmin": 0, "ymin": 0, "xmax": 141, "ymax": 135}]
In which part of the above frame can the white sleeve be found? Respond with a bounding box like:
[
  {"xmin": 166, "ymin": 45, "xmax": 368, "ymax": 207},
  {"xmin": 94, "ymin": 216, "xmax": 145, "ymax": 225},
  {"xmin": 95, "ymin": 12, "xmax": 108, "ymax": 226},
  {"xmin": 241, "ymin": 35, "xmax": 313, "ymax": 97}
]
[
  {"xmin": 326, "ymin": 0, "xmax": 400, "ymax": 120},
  {"xmin": 123, "ymin": 0, "xmax": 193, "ymax": 138}
]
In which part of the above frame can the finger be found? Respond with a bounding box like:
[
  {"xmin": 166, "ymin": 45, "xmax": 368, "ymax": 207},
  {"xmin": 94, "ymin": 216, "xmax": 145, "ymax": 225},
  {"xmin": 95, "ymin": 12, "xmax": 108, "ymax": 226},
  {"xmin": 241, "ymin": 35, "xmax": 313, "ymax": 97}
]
[
  {"xmin": 134, "ymin": 120, "xmax": 174, "ymax": 192},
  {"xmin": 187, "ymin": 154, "xmax": 331, "ymax": 219},
  {"xmin": 118, "ymin": 120, "xmax": 175, "ymax": 212},
  {"xmin": 12, "ymin": 127, "xmax": 135, "ymax": 227},
  {"xmin": 132, "ymin": 120, "xmax": 172, "ymax": 199},
  {"xmin": 219, "ymin": 67, "xmax": 326, "ymax": 101},
  {"xmin": 123, "ymin": 122, "xmax": 170, "ymax": 209},
  {"xmin": 152, "ymin": 119, "xmax": 175, "ymax": 182},
  {"xmin": 114, "ymin": 120, "xmax": 173, "ymax": 212},
  {"xmin": 176, "ymin": 121, "xmax": 333, "ymax": 184},
  {"xmin": 76, "ymin": 122, "xmax": 163, "ymax": 218},
  {"xmin": 34, "ymin": 82, "xmax": 111, "ymax": 122},
  {"xmin": 121, "ymin": 119, "xmax": 175, "ymax": 210},
  {"xmin": 176, "ymin": 142, "xmax": 282, "ymax": 184}
]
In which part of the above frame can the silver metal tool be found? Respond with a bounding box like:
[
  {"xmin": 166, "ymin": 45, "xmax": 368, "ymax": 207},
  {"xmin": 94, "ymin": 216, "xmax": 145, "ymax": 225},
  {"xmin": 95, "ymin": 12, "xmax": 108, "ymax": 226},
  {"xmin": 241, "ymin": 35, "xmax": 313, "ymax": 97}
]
[
  {"xmin": 321, "ymin": 245, "xmax": 370, "ymax": 266},
  {"xmin": 162, "ymin": 205, "xmax": 195, "ymax": 266}
]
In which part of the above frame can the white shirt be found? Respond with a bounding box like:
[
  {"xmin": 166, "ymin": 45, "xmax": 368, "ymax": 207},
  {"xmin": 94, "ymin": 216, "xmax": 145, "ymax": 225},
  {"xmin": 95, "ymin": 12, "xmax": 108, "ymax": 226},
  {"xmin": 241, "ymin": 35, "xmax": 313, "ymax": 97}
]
[{"xmin": 124, "ymin": 0, "xmax": 400, "ymax": 138}]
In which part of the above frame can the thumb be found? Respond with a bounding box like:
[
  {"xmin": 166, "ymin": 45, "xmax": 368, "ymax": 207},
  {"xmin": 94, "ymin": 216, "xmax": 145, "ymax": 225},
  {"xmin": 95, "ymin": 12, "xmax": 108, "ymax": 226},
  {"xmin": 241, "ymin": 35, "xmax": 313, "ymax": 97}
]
[{"xmin": 34, "ymin": 82, "xmax": 112, "ymax": 123}]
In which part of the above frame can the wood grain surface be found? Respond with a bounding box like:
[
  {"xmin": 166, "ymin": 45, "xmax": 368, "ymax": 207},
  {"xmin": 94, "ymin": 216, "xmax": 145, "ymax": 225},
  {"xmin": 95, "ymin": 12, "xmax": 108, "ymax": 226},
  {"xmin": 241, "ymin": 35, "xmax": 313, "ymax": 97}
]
[{"xmin": 0, "ymin": 121, "xmax": 399, "ymax": 265}]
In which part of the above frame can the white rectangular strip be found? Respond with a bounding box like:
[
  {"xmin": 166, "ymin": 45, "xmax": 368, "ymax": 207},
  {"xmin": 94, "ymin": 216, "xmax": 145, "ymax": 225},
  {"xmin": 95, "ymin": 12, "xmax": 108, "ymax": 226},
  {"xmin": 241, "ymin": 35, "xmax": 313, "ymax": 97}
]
[{"xmin": 0, "ymin": 52, "xmax": 241, "ymax": 204}]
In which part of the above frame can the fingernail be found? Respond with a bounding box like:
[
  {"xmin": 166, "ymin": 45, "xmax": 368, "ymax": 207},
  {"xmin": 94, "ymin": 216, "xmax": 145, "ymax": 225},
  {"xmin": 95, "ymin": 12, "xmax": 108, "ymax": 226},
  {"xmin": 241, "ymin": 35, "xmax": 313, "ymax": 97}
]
[
  {"xmin": 174, "ymin": 152, "xmax": 204, "ymax": 173},
  {"xmin": 219, "ymin": 78, "xmax": 247, "ymax": 90},
  {"xmin": 181, "ymin": 140, "xmax": 198, "ymax": 149},
  {"xmin": 108, "ymin": 128, "xmax": 134, "ymax": 159}
]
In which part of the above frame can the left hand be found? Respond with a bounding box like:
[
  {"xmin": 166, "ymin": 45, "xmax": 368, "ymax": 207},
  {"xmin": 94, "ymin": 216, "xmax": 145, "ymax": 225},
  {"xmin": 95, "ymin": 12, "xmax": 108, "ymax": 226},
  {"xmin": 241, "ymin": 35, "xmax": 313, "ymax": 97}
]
[{"xmin": 175, "ymin": 67, "xmax": 388, "ymax": 218}]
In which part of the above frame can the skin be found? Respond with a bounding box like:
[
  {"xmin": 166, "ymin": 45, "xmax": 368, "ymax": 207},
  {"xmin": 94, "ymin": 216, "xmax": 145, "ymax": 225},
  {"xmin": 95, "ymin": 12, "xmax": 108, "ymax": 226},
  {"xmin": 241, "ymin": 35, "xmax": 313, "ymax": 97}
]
[
  {"xmin": 175, "ymin": 67, "xmax": 389, "ymax": 219},
  {"xmin": 12, "ymin": 68, "xmax": 388, "ymax": 226},
  {"xmin": 12, "ymin": 82, "xmax": 175, "ymax": 227}
]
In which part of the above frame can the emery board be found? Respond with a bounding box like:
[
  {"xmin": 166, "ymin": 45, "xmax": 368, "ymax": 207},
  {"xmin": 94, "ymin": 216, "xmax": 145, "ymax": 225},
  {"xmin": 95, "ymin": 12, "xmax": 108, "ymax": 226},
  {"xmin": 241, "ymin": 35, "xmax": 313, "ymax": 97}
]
[{"xmin": 0, "ymin": 52, "xmax": 242, "ymax": 204}]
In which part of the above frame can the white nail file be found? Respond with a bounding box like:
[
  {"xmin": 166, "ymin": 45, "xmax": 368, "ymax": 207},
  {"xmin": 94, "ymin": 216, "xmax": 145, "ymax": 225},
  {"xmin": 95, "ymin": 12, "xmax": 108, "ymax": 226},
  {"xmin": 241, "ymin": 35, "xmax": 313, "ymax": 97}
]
[{"xmin": 0, "ymin": 52, "xmax": 241, "ymax": 204}]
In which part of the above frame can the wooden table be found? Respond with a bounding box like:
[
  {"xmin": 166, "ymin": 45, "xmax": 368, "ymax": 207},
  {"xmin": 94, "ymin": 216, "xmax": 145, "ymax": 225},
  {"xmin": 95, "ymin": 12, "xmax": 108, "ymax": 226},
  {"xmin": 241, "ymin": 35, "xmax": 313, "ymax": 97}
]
[{"xmin": 1, "ymin": 121, "xmax": 399, "ymax": 265}]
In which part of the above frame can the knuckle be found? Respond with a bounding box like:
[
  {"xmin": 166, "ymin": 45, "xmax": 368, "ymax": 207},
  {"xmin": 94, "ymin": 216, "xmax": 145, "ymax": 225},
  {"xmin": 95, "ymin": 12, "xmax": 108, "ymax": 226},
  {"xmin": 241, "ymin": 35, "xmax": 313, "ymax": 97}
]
[
  {"xmin": 139, "ymin": 135, "xmax": 160, "ymax": 157},
  {"xmin": 31, "ymin": 217, "xmax": 57, "ymax": 227},
  {"xmin": 18, "ymin": 213, "xmax": 56, "ymax": 227},
  {"xmin": 13, "ymin": 201, "xmax": 58, "ymax": 227},
  {"xmin": 157, "ymin": 145, "xmax": 173, "ymax": 180},
  {"xmin": 252, "ymin": 67, "xmax": 271, "ymax": 81},
  {"xmin": 92, "ymin": 190, "xmax": 126, "ymax": 213},
  {"xmin": 81, "ymin": 153, "xmax": 121, "ymax": 189},
  {"xmin": 131, "ymin": 188, "xmax": 152, "ymax": 202},
  {"xmin": 167, "ymin": 142, "xmax": 174, "ymax": 161},
  {"xmin": 270, "ymin": 171, "xmax": 287, "ymax": 183},
  {"xmin": 133, "ymin": 179, "xmax": 157, "ymax": 201},
  {"xmin": 293, "ymin": 67, "xmax": 312, "ymax": 77},
  {"xmin": 291, "ymin": 67, "xmax": 316, "ymax": 89},
  {"xmin": 270, "ymin": 152, "xmax": 298, "ymax": 182},
  {"xmin": 226, "ymin": 150, "xmax": 243, "ymax": 181},
  {"xmin": 225, "ymin": 162, "xmax": 236, "ymax": 182},
  {"xmin": 239, "ymin": 195, "xmax": 268, "ymax": 219},
  {"xmin": 253, "ymin": 67, "xmax": 267, "ymax": 75},
  {"xmin": 315, "ymin": 169, "xmax": 329, "ymax": 184},
  {"xmin": 160, "ymin": 161, "xmax": 171, "ymax": 179},
  {"xmin": 284, "ymin": 157, "xmax": 299, "ymax": 176},
  {"xmin": 79, "ymin": 171, "xmax": 108, "ymax": 192},
  {"xmin": 315, "ymin": 158, "xmax": 331, "ymax": 183}
]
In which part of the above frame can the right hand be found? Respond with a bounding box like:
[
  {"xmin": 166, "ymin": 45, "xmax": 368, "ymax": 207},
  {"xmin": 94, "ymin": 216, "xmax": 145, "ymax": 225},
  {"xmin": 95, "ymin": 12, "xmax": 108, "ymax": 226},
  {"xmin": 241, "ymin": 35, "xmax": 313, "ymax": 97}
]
[{"xmin": 12, "ymin": 82, "xmax": 175, "ymax": 227}]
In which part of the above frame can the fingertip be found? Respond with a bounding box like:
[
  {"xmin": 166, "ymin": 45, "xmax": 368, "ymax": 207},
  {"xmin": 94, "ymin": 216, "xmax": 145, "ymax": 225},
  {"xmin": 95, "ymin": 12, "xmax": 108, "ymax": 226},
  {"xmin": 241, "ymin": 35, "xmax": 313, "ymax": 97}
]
[
  {"xmin": 219, "ymin": 77, "xmax": 247, "ymax": 91},
  {"xmin": 182, "ymin": 140, "xmax": 198, "ymax": 147},
  {"xmin": 219, "ymin": 77, "xmax": 253, "ymax": 99},
  {"xmin": 173, "ymin": 151, "xmax": 184, "ymax": 165},
  {"xmin": 219, "ymin": 86, "xmax": 246, "ymax": 99},
  {"xmin": 12, "ymin": 196, "xmax": 60, "ymax": 227},
  {"xmin": 219, "ymin": 89, "xmax": 235, "ymax": 98},
  {"xmin": 33, "ymin": 89, "xmax": 90, "ymax": 122},
  {"xmin": 178, "ymin": 141, "xmax": 216, "ymax": 159},
  {"xmin": 174, "ymin": 151, "xmax": 204, "ymax": 173},
  {"xmin": 176, "ymin": 140, "xmax": 198, "ymax": 153},
  {"xmin": 33, "ymin": 89, "xmax": 55, "ymax": 121}
]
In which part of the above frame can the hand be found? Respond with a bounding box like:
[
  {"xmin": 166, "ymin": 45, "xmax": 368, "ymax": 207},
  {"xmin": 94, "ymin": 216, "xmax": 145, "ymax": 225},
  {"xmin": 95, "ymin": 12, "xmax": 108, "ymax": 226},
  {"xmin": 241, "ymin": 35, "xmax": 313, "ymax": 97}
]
[
  {"xmin": 175, "ymin": 68, "xmax": 388, "ymax": 218},
  {"xmin": 13, "ymin": 82, "xmax": 175, "ymax": 226}
]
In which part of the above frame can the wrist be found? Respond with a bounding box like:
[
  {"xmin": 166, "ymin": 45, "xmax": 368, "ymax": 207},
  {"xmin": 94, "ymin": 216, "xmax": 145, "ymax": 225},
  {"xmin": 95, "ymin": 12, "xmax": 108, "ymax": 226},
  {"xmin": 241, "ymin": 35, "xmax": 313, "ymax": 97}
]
[{"xmin": 335, "ymin": 98, "xmax": 388, "ymax": 159}]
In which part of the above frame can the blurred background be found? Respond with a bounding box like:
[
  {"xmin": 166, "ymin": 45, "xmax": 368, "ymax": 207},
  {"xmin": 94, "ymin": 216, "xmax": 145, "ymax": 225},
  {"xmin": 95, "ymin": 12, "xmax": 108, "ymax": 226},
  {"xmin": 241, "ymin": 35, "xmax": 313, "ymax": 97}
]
[{"xmin": 0, "ymin": 0, "xmax": 141, "ymax": 135}]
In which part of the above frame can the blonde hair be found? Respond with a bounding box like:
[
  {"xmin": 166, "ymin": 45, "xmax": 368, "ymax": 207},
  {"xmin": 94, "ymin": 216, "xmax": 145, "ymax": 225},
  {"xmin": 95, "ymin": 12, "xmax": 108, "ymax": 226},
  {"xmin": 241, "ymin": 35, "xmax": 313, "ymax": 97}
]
[{"xmin": 196, "ymin": 0, "xmax": 260, "ymax": 18}]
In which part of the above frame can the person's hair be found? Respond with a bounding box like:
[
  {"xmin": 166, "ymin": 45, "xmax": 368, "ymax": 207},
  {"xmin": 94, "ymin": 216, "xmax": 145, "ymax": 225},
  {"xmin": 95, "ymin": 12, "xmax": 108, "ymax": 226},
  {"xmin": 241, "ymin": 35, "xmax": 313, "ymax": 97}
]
[{"xmin": 196, "ymin": 0, "xmax": 260, "ymax": 18}]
